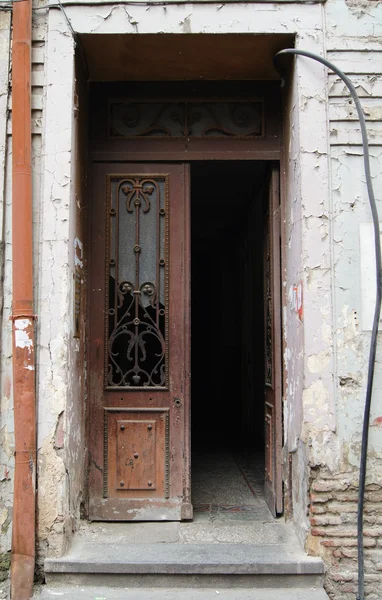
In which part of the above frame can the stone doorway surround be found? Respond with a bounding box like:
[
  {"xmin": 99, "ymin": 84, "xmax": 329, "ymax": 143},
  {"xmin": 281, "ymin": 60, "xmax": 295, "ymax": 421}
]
[{"xmin": 37, "ymin": 0, "xmax": 332, "ymax": 569}]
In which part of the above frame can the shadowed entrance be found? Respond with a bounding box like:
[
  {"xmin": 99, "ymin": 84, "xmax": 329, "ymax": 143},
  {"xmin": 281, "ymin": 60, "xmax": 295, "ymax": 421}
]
[{"xmin": 191, "ymin": 161, "xmax": 270, "ymax": 519}]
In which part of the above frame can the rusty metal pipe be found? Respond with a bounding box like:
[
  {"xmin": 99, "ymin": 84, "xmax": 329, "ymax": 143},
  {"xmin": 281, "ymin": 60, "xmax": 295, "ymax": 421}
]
[{"xmin": 10, "ymin": 0, "xmax": 36, "ymax": 597}]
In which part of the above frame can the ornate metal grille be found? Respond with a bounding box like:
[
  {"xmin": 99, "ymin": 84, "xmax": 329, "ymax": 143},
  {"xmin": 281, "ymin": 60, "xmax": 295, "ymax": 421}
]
[
  {"xmin": 105, "ymin": 175, "xmax": 169, "ymax": 388},
  {"xmin": 109, "ymin": 101, "xmax": 263, "ymax": 138}
]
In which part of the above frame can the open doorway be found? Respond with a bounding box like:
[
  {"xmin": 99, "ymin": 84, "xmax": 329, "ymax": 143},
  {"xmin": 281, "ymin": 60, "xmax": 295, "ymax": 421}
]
[
  {"xmin": 86, "ymin": 80, "xmax": 284, "ymax": 523},
  {"xmin": 191, "ymin": 161, "xmax": 275, "ymax": 518}
]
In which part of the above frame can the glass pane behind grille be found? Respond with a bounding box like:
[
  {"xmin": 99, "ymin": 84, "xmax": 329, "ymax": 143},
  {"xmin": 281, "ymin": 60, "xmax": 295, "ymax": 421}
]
[{"xmin": 106, "ymin": 175, "xmax": 168, "ymax": 388}]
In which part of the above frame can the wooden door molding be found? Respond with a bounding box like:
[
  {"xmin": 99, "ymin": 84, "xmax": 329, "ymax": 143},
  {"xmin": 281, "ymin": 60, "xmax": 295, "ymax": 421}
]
[
  {"xmin": 88, "ymin": 162, "xmax": 191, "ymax": 521},
  {"xmin": 90, "ymin": 81, "xmax": 281, "ymax": 162},
  {"xmin": 264, "ymin": 164, "xmax": 283, "ymax": 517}
]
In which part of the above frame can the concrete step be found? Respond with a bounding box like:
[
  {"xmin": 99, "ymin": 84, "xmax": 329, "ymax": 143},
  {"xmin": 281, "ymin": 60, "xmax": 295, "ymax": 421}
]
[
  {"xmin": 44, "ymin": 542, "xmax": 325, "ymax": 588},
  {"xmin": 35, "ymin": 585, "xmax": 331, "ymax": 600}
]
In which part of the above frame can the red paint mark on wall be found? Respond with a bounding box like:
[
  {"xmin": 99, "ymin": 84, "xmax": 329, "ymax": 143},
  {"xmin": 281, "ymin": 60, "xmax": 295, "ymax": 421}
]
[
  {"xmin": 372, "ymin": 416, "xmax": 382, "ymax": 427},
  {"xmin": 293, "ymin": 282, "xmax": 303, "ymax": 321}
]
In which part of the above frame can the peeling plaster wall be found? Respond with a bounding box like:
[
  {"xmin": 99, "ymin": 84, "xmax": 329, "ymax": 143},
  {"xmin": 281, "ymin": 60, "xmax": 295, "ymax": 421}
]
[
  {"xmin": 0, "ymin": 6, "xmax": 46, "ymax": 555},
  {"xmin": 36, "ymin": 7, "xmax": 88, "ymax": 563},
  {"xmin": 302, "ymin": 1, "xmax": 382, "ymax": 597},
  {"xmin": 56, "ymin": 0, "xmax": 328, "ymax": 552},
  {"xmin": 0, "ymin": 6, "xmax": 47, "ymax": 556},
  {"xmin": 0, "ymin": 11, "xmax": 12, "ymax": 554},
  {"xmin": 64, "ymin": 51, "xmax": 88, "ymax": 547},
  {"xmin": 326, "ymin": 0, "xmax": 382, "ymax": 469},
  {"xmin": 1, "ymin": 0, "xmax": 382, "ymax": 596},
  {"xmin": 0, "ymin": 150, "xmax": 12, "ymax": 558},
  {"xmin": 281, "ymin": 58, "xmax": 307, "ymax": 534},
  {"xmin": 3, "ymin": 0, "xmax": 328, "ymax": 563}
]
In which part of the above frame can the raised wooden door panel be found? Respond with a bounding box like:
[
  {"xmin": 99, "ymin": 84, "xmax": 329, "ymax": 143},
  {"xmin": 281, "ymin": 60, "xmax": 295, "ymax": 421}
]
[
  {"xmin": 105, "ymin": 408, "xmax": 168, "ymax": 499},
  {"xmin": 264, "ymin": 164, "xmax": 283, "ymax": 517},
  {"xmin": 88, "ymin": 162, "xmax": 191, "ymax": 521}
]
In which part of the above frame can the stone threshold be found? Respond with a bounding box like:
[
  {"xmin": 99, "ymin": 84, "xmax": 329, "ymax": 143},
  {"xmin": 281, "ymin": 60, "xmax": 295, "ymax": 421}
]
[
  {"xmin": 35, "ymin": 586, "xmax": 330, "ymax": 600},
  {"xmin": 45, "ymin": 542, "xmax": 324, "ymax": 575}
]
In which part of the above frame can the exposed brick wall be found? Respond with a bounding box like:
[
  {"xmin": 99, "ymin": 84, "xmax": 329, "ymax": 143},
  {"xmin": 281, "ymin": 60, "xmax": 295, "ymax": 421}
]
[{"xmin": 306, "ymin": 467, "xmax": 382, "ymax": 600}]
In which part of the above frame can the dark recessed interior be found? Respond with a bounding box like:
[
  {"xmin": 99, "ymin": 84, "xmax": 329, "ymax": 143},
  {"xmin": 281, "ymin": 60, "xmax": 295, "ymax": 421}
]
[
  {"xmin": 191, "ymin": 161, "xmax": 267, "ymax": 454},
  {"xmin": 81, "ymin": 33, "xmax": 295, "ymax": 81}
]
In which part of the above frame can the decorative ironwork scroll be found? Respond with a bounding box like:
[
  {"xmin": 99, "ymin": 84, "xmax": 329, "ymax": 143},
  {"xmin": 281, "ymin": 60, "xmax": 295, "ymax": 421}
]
[
  {"xmin": 187, "ymin": 103, "xmax": 262, "ymax": 137},
  {"xmin": 110, "ymin": 103, "xmax": 185, "ymax": 138},
  {"xmin": 109, "ymin": 101, "xmax": 263, "ymax": 138},
  {"xmin": 106, "ymin": 175, "xmax": 168, "ymax": 388}
]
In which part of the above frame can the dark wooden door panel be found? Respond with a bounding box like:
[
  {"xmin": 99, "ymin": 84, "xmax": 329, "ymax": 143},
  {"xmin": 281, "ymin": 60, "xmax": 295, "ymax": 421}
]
[
  {"xmin": 88, "ymin": 163, "xmax": 190, "ymax": 521},
  {"xmin": 107, "ymin": 409, "xmax": 168, "ymax": 497},
  {"xmin": 264, "ymin": 164, "xmax": 283, "ymax": 517}
]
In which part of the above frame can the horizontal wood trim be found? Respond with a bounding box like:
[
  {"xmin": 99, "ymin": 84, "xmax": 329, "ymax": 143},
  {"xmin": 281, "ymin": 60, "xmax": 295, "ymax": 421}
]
[
  {"xmin": 325, "ymin": 51, "xmax": 382, "ymax": 75},
  {"xmin": 329, "ymin": 97, "xmax": 382, "ymax": 122},
  {"xmin": 92, "ymin": 150, "xmax": 280, "ymax": 161},
  {"xmin": 327, "ymin": 39, "xmax": 382, "ymax": 52},
  {"xmin": 32, "ymin": 48, "xmax": 45, "ymax": 65},
  {"xmin": 329, "ymin": 74, "xmax": 382, "ymax": 99},
  {"xmin": 330, "ymin": 121, "xmax": 382, "ymax": 147},
  {"xmin": 31, "ymin": 71, "xmax": 44, "ymax": 87}
]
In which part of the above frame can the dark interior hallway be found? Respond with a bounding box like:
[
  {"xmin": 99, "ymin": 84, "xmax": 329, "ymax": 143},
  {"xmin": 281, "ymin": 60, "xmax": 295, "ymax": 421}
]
[{"xmin": 191, "ymin": 161, "xmax": 269, "ymax": 515}]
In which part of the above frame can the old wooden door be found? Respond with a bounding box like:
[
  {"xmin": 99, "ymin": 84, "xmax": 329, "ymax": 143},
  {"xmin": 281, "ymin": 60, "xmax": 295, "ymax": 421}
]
[
  {"xmin": 264, "ymin": 164, "xmax": 283, "ymax": 517},
  {"xmin": 88, "ymin": 163, "xmax": 191, "ymax": 521}
]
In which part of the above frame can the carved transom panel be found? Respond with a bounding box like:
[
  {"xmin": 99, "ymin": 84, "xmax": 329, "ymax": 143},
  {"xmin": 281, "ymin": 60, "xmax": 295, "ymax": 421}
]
[{"xmin": 109, "ymin": 101, "xmax": 263, "ymax": 138}]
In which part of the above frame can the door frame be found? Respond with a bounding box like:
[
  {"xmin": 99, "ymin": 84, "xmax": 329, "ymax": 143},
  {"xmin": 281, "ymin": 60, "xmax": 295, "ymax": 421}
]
[
  {"xmin": 264, "ymin": 164, "xmax": 283, "ymax": 516},
  {"xmin": 86, "ymin": 84, "xmax": 285, "ymax": 519}
]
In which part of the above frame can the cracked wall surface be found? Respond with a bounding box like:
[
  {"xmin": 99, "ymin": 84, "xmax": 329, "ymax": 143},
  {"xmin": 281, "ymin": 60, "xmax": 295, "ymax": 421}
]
[
  {"xmin": 0, "ymin": 6, "xmax": 46, "ymax": 557},
  {"xmin": 36, "ymin": 8, "xmax": 87, "ymax": 564},
  {"xmin": 1, "ymin": 0, "xmax": 382, "ymax": 597},
  {"xmin": 304, "ymin": 1, "xmax": 382, "ymax": 597},
  {"xmin": 38, "ymin": 0, "xmax": 328, "ymax": 562},
  {"xmin": 0, "ymin": 10, "xmax": 12, "ymax": 555},
  {"xmin": 1, "ymin": 3, "xmax": 87, "ymax": 569}
]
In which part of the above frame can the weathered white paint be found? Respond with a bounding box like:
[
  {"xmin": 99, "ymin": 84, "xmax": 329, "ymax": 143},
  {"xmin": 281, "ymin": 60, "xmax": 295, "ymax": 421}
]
[
  {"xmin": 0, "ymin": 0, "xmax": 381, "ymax": 588},
  {"xmin": 0, "ymin": 13, "xmax": 10, "ymax": 240},
  {"xmin": 14, "ymin": 318, "xmax": 34, "ymax": 350},
  {"xmin": 38, "ymin": 0, "xmax": 332, "ymax": 549},
  {"xmin": 65, "ymin": 2, "xmax": 323, "ymax": 35},
  {"xmin": 35, "ymin": 8, "xmax": 77, "ymax": 557},
  {"xmin": 359, "ymin": 223, "xmax": 382, "ymax": 331},
  {"xmin": 74, "ymin": 237, "xmax": 83, "ymax": 269},
  {"xmin": 0, "ymin": 10, "xmax": 12, "ymax": 555},
  {"xmin": 323, "ymin": 0, "xmax": 382, "ymax": 493}
]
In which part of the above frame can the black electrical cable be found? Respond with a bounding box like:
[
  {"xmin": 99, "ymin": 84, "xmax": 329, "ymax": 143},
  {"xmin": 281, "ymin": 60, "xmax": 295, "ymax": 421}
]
[{"xmin": 274, "ymin": 48, "xmax": 381, "ymax": 600}]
